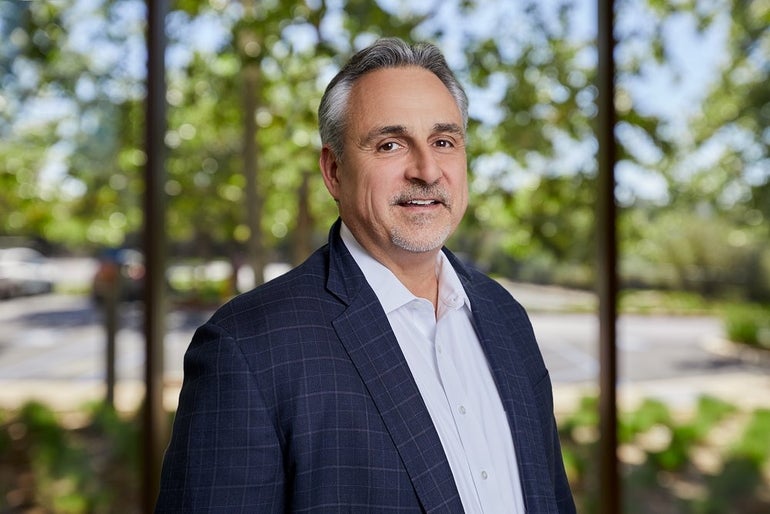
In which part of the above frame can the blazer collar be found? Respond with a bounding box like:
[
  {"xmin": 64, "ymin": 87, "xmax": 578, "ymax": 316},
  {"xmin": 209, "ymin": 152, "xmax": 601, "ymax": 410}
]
[
  {"xmin": 325, "ymin": 219, "xmax": 464, "ymax": 512},
  {"xmin": 325, "ymin": 218, "xmax": 474, "ymax": 306},
  {"xmin": 325, "ymin": 219, "xmax": 367, "ymax": 305}
]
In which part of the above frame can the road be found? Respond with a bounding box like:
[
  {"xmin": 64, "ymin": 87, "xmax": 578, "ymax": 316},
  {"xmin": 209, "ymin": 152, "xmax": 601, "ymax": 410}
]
[
  {"xmin": 0, "ymin": 291, "xmax": 768, "ymax": 413},
  {"xmin": 532, "ymin": 311, "xmax": 732, "ymax": 382},
  {"xmin": 0, "ymin": 293, "xmax": 208, "ymax": 384}
]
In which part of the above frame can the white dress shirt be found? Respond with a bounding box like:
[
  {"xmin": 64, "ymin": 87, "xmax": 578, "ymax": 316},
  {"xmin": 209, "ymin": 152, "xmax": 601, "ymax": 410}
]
[{"xmin": 341, "ymin": 224, "xmax": 526, "ymax": 514}]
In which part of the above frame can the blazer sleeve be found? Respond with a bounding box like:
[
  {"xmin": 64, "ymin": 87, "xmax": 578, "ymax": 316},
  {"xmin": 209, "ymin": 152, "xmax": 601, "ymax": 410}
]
[{"xmin": 155, "ymin": 321, "xmax": 286, "ymax": 513}]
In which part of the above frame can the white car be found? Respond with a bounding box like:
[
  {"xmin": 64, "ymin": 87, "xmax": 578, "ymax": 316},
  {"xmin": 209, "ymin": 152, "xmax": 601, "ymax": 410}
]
[{"xmin": 0, "ymin": 247, "xmax": 54, "ymax": 298}]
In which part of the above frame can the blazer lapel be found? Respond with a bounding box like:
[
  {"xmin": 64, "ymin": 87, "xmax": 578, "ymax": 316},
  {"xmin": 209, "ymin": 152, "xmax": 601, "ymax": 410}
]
[
  {"xmin": 461, "ymin": 272, "xmax": 560, "ymax": 513},
  {"xmin": 325, "ymin": 221, "xmax": 463, "ymax": 513}
]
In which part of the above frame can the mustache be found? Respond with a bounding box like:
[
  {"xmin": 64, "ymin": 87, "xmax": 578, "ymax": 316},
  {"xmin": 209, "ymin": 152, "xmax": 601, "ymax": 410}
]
[{"xmin": 391, "ymin": 184, "xmax": 450, "ymax": 206}]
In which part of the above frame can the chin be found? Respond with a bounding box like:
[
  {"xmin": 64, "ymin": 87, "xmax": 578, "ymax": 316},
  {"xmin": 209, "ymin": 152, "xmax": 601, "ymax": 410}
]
[{"xmin": 390, "ymin": 225, "xmax": 451, "ymax": 254}]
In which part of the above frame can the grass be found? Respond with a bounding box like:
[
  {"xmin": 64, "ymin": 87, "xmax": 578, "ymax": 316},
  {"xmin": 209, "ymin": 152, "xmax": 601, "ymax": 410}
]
[{"xmin": 619, "ymin": 289, "xmax": 723, "ymax": 316}]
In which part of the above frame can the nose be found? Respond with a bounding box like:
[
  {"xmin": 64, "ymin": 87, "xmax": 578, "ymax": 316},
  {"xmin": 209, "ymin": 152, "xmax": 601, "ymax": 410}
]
[{"xmin": 405, "ymin": 144, "xmax": 442, "ymax": 185}]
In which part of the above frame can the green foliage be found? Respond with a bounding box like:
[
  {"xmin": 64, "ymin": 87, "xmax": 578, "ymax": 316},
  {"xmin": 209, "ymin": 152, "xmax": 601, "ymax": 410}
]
[
  {"xmin": 620, "ymin": 207, "xmax": 770, "ymax": 300},
  {"xmin": 619, "ymin": 398, "xmax": 672, "ymax": 444},
  {"xmin": 86, "ymin": 401, "xmax": 141, "ymax": 471},
  {"xmin": 1, "ymin": 395, "xmax": 768, "ymax": 512},
  {"xmin": 724, "ymin": 304, "xmax": 770, "ymax": 347},
  {"xmin": 619, "ymin": 288, "xmax": 717, "ymax": 315},
  {"xmin": 1, "ymin": 0, "xmax": 768, "ymax": 303},
  {"xmin": 692, "ymin": 396, "xmax": 738, "ymax": 437},
  {"xmin": 638, "ymin": 397, "xmax": 736, "ymax": 472},
  {"xmin": 17, "ymin": 401, "xmax": 68, "ymax": 469},
  {"xmin": 732, "ymin": 409, "xmax": 770, "ymax": 465},
  {"xmin": 560, "ymin": 395, "xmax": 770, "ymax": 513},
  {"xmin": 564, "ymin": 395, "xmax": 600, "ymax": 431},
  {"xmin": 697, "ymin": 457, "xmax": 763, "ymax": 514},
  {"xmin": 0, "ymin": 401, "xmax": 141, "ymax": 513},
  {"xmin": 11, "ymin": 402, "xmax": 96, "ymax": 512}
]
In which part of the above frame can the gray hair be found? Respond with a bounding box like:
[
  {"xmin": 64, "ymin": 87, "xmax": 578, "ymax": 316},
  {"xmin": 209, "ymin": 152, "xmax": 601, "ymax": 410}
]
[{"xmin": 318, "ymin": 38, "xmax": 469, "ymax": 161}]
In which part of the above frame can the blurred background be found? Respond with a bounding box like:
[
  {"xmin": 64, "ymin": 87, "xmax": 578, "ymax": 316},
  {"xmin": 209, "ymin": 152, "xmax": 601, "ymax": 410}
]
[{"xmin": 0, "ymin": 0, "xmax": 768, "ymax": 512}]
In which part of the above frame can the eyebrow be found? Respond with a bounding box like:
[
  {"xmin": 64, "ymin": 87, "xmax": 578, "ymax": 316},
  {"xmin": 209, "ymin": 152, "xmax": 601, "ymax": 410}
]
[
  {"xmin": 359, "ymin": 125, "xmax": 407, "ymax": 147},
  {"xmin": 359, "ymin": 123, "xmax": 465, "ymax": 146},
  {"xmin": 433, "ymin": 123, "xmax": 465, "ymax": 137}
]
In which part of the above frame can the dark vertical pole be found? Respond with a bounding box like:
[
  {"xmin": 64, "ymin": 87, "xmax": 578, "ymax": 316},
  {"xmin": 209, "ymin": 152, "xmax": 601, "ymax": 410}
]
[
  {"xmin": 597, "ymin": 0, "xmax": 620, "ymax": 513},
  {"xmin": 104, "ymin": 282, "xmax": 118, "ymax": 407},
  {"xmin": 142, "ymin": 0, "xmax": 168, "ymax": 512},
  {"xmin": 239, "ymin": 0, "xmax": 265, "ymax": 287}
]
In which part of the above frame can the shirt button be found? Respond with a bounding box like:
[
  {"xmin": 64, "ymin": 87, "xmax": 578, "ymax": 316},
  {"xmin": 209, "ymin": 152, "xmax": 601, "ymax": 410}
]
[
  {"xmin": 481, "ymin": 470, "xmax": 488, "ymax": 480},
  {"xmin": 437, "ymin": 345, "xmax": 442, "ymax": 354},
  {"xmin": 458, "ymin": 405, "xmax": 466, "ymax": 415}
]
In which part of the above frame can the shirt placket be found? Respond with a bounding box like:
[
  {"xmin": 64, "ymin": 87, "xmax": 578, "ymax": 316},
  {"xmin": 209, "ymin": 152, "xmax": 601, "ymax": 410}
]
[{"xmin": 434, "ymin": 308, "xmax": 506, "ymax": 513}]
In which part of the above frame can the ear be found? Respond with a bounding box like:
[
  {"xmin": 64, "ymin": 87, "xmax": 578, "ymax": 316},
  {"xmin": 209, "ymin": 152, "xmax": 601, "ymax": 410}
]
[{"xmin": 320, "ymin": 146, "xmax": 341, "ymax": 201}]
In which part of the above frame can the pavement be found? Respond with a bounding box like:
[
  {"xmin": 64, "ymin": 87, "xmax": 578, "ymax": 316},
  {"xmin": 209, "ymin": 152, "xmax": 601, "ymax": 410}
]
[
  {"xmin": 1, "ymin": 336, "xmax": 768, "ymax": 421},
  {"xmin": 1, "ymin": 276, "xmax": 769, "ymax": 418}
]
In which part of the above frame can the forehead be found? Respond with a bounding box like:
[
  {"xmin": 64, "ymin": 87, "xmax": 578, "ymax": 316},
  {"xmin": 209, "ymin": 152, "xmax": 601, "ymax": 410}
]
[{"xmin": 346, "ymin": 66, "xmax": 462, "ymax": 126}]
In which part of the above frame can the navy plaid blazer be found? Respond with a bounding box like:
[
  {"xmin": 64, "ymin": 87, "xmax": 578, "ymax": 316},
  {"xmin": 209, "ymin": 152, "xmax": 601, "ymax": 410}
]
[{"xmin": 156, "ymin": 220, "xmax": 576, "ymax": 513}]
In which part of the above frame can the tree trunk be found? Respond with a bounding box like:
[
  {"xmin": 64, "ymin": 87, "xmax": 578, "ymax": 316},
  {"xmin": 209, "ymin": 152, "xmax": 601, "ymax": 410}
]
[
  {"xmin": 239, "ymin": 11, "xmax": 264, "ymax": 286},
  {"xmin": 293, "ymin": 170, "xmax": 314, "ymax": 266}
]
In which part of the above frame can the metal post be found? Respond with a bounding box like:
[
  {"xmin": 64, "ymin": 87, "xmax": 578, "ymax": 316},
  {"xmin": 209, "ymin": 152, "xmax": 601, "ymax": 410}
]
[
  {"xmin": 597, "ymin": 0, "xmax": 620, "ymax": 512},
  {"xmin": 142, "ymin": 0, "xmax": 168, "ymax": 512}
]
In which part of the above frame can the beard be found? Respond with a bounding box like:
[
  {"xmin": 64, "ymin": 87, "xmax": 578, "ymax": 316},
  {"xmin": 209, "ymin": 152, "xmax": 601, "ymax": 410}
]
[
  {"xmin": 389, "ymin": 183, "xmax": 455, "ymax": 253},
  {"xmin": 390, "ymin": 220, "xmax": 453, "ymax": 253}
]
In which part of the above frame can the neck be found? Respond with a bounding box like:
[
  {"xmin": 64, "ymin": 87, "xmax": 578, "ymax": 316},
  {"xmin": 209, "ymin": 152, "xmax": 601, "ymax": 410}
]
[
  {"xmin": 374, "ymin": 247, "xmax": 441, "ymax": 309},
  {"xmin": 339, "ymin": 221, "xmax": 442, "ymax": 310}
]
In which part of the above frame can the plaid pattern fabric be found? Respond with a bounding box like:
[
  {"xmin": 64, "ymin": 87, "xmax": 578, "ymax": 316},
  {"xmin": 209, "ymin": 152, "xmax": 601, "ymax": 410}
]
[{"xmin": 155, "ymin": 220, "xmax": 576, "ymax": 513}]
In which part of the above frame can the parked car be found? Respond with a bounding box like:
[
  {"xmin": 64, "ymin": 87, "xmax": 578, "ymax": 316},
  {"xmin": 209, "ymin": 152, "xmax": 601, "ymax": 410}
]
[
  {"xmin": 0, "ymin": 275, "xmax": 15, "ymax": 299},
  {"xmin": 0, "ymin": 247, "xmax": 55, "ymax": 298},
  {"xmin": 92, "ymin": 248, "xmax": 145, "ymax": 303}
]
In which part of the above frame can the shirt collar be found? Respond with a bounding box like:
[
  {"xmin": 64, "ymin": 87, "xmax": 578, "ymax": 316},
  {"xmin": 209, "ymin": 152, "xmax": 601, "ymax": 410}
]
[
  {"xmin": 340, "ymin": 222, "xmax": 471, "ymax": 316},
  {"xmin": 436, "ymin": 249, "xmax": 472, "ymax": 316}
]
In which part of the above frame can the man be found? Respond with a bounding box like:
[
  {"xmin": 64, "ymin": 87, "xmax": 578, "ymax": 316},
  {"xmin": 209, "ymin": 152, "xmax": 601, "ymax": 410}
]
[{"xmin": 156, "ymin": 37, "xmax": 576, "ymax": 513}]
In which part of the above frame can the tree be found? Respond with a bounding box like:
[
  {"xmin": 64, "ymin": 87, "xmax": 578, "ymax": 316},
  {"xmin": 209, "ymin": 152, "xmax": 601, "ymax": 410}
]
[
  {"xmin": 617, "ymin": 0, "xmax": 770, "ymax": 298},
  {"xmin": 0, "ymin": 0, "xmax": 146, "ymax": 249},
  {"xmin": 5, "ymin": 0, "xmax": 766, "ymax": 299}
]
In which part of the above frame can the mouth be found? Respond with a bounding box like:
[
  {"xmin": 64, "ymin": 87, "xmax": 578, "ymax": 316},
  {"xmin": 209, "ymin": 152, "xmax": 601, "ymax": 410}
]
[
  {"xmin": 393, "ymin": 188, "xmax": 449, "ymax": 208},
  {"xmin": 399, "ymin": 199, "xmax": 443, "ymax": 207}
]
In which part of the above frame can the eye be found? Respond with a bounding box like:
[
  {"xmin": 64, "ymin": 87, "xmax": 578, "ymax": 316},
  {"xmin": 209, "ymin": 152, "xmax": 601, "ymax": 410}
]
[
  {"xmin": 378, "ymin": 141, "xmax": 403, "ymax": 152},
  {"xmin": 434, "ymin": 138, "xmax": 455, "ymax": 149}
]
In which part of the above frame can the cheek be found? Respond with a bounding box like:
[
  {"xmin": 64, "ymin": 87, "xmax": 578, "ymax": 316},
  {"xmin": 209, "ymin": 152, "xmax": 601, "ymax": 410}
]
[
  {"xmin": 453, "ymin": 168, "xmax": 469, "ymax": 198},
  {"xmin": 356, "ymin": 169, "xmax": 392, "ymax": 205},
  {"xmin": 456, "ymin": 191, "xmax": 468, "ymax": 218},
  {"xmin": 340, "ymin": 172, "xmax": 384, "ymax": 218}
]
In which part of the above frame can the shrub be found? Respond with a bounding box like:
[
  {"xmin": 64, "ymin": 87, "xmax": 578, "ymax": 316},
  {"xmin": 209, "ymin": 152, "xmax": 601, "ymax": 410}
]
[
  {"xmin": 560, "ymin": 395, "xmax": 770, "ymax": 513},
  {"xmin": 724, "ymin": 304, "xmax": 770, "ymax": 348},
  {"xmin": 0, "ymin": 401, "xmax": 141, "ymax": 513}
]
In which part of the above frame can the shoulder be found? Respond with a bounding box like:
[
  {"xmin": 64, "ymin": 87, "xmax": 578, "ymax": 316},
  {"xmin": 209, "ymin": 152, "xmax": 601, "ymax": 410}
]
[
  {"xmin": 207, "ymin": 245, "xmax": 341, "ymax": 337},
  {"xmin": 445, "ymin": 250, "xmax": 526, "ymax": 315},
  {"xmin": 464, "ymin": 265, "xmax": 514, "ymax": 297},
  {"xmin": 468, "ymin": 269, "xmax": 530, "ymax": 318}
]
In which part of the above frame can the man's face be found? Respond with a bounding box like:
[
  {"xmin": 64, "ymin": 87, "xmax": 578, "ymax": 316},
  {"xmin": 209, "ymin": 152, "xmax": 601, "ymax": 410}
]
[{"xmin": 320, "ymin": 66, "xmax": 468, "ymax": 265}]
